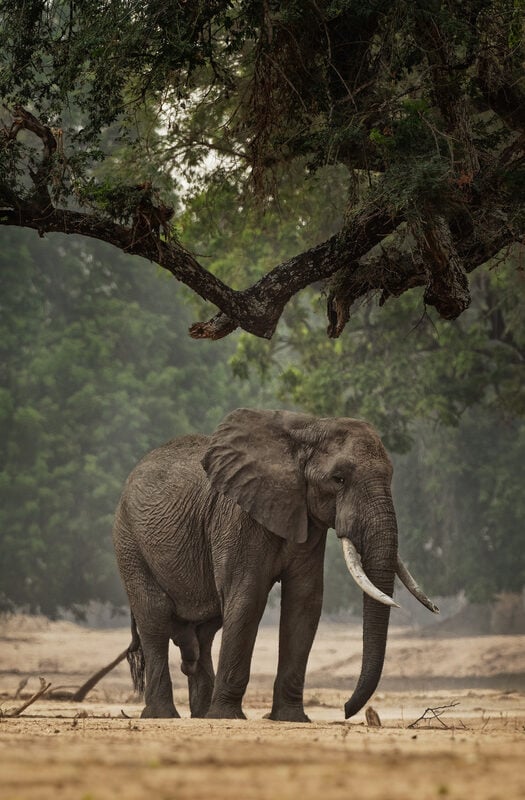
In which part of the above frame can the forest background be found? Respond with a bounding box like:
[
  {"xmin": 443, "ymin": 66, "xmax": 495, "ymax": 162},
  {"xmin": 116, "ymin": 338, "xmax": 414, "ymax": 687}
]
[
  {"xmin": 1, "ymin": 172, "xmax": 523, "ymax": 618},
  {"xmin": 0, "ymin": 1, "xmax": 523, "ymax": 622}
]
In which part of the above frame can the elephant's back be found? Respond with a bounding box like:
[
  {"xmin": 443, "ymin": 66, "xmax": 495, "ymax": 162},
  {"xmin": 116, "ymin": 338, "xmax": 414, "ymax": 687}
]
[
  {"xmin": 141, "ymin": 432, "xmax": 210, "ymax": 466},
  {"xmin": 117, "ymin": 432, "xmax": 212, "ymax": 540},
  {"xmin": 126, "ymin": 433, "xmax": 210, "ymax": 488}
]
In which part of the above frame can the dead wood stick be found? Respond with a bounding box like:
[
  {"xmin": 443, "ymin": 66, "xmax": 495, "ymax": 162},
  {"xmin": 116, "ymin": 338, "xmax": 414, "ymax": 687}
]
[
  {"xmin": 408, "ymin": 701, "xmax": 460, "ymax": 729},
  {"xmin": 71, "ymin": 650, "xmax": 128, "ymax": 702},
  {"xmin": 2, "ymin": 677, "xmax": 52, "ymax": 717}
]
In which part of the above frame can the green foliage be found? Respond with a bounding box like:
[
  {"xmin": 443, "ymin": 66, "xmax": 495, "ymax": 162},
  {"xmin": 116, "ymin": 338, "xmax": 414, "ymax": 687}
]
[
  {"xmin": 2, "ymin": 0, "xmax": 523, "ymax": 212},
  {"xmin": 186, "ymin": 168, "xmax": 525, "ymax": 608},
  {"xmin": 394, "ymin": 413, "xmax": 525, "ymax": 602},
  {"xmin": 268, "ymin": 260, "xmax": 524, "ymax": 445},
  {"xmin": 272, "ymin": 264, "xmax": 525, "ymax": 603},
  {"xmin": 180, "ymin": 161, "xmax": 349, "ymax": 306},
  {"xmin": 0, "ymin": 228, "xmax": 254, "ymax": 614}
]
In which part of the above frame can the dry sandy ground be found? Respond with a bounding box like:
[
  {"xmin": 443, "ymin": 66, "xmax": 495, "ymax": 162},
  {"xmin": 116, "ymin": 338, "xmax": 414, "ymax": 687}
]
[{"xmin": 1, "ymin": 615, "xmax": 524, "ymax": 800}]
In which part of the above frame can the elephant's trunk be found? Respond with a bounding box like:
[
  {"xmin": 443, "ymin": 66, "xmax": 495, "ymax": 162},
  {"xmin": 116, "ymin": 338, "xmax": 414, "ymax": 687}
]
[
  {"xmin": 341, "ymin": 501, "xmax": 398, "ymax": 719},
  {"xmin": 344, "ymin": 572, "xmax": 395, "ymax": 718}
]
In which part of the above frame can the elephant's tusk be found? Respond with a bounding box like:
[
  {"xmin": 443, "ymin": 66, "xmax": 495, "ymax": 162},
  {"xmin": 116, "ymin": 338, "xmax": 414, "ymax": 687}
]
[
  {"xmin": 396, "ymin": 556, "xmax": 440, "ymax": 613},
  {"xmin": 340, "ymin": 538, "xmax": 400, "ymax": 608}
]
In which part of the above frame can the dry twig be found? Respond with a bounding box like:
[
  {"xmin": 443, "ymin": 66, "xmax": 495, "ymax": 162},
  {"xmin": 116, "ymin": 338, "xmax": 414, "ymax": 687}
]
[
  {"xmin": 1, "ymin": 677, "xmax": 52, "ymax": 717},
  {"xmin": 408, "ymin": 701, "xmax": 460, "ymax": 729}
]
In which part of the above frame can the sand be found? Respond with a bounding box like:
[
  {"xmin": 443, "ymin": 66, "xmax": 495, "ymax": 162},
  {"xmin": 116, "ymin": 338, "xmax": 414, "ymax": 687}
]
[{"xmin": 1, "ymin": 614, "xmax": 524, "ymax": 800}]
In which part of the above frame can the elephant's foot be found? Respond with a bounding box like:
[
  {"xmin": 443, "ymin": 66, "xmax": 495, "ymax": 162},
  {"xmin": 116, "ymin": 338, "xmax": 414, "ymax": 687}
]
[
  {"xmin": 140, "ymin": 704, "xmax": 180, "ymax": 719},
  {"xmin": 190, "ymin": 709, "xmax": 209, "ymax": 719},
  {"xmin": 205, "ymin": 703, "xmax": 246, "ymax": 720},
  {"xmin": 189, "ymin": 694, "xmax": 213, "ymax": 718},
  {"xmin": 188, "ymin": 670, "xmax": 214, "ymax": 718},
  {"xmin": 266, "ymin": 705, "xmax": 311, "ymax": 723}
]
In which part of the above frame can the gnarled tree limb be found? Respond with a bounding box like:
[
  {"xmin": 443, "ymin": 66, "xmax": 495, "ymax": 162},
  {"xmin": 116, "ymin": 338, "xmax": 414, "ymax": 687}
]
[
  {"xmin": 4, "ymin": 105, "xmax": 57, "ymax": 212},
  {"xmin": 420, "ymin": 215, "xmax": 471, "ymax": 319},
  {"xmin": 0, "ymin": 106, "xmax": 522, "ymax": 340},
  {"xmin": 0, "ymin": 677, "xmax": 52, "ymax": 717}
]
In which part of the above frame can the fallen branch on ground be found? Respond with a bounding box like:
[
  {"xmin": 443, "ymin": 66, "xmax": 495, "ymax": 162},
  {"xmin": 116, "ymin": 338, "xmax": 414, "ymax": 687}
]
[
  {"xmin": 408, "ymin": 701, "xmax": 460, "ymax": 729},
  {"xmin": 1, "ymin": 677, "xmax": 52, "ymax": 717},
  {"xmin": 71, "ymin": 649, "xmax": 128, "ymax": 702}
]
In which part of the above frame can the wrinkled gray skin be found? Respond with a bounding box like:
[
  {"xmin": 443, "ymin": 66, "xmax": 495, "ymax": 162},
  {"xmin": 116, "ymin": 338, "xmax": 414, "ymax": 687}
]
[{"xmin": 113, "ymin": 408, "xmax": 399, "ymax": 721}]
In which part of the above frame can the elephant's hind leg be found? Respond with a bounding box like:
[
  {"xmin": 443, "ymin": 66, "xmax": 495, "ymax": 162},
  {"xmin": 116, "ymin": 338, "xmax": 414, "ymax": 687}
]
[
  {"xmin": 188, "ymin": 618, "xmax": 221, "ymax": 718},
  {"xmin": 128, "ymin": 576, "xmax": 180, "ymax": 718},
  {"xmin": 140, "ymin": 627, "xmax": 180, "ymax": 719},
  {"xmin": 115, "ymin": 525, "xmax": 180, "ymax": 718}
]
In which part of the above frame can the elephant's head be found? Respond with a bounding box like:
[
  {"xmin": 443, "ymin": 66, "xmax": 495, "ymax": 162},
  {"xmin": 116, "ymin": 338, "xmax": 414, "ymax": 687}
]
[{"xmin": 203, "ymin": 408, "xmax": 438, "ymax": 718}]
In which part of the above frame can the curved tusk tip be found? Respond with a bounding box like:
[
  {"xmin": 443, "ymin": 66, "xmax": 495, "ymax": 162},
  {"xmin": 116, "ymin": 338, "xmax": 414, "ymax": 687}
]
[{"xmin": 383, "ymin": 595, "xmax": 400, "ymax": 609}]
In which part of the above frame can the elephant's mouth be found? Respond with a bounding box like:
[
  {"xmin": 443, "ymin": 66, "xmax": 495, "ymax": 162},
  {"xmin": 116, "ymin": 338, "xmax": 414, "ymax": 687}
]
[{"xmin": 340, "ymin": 536, "xmax": 439, "ymax": 612}]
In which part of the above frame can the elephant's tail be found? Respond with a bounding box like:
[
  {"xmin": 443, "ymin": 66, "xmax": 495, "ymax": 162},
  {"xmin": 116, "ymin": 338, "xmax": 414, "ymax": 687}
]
[{"xmin": 126, "ymin": 613, "xmax": 145, "ymax": 696}]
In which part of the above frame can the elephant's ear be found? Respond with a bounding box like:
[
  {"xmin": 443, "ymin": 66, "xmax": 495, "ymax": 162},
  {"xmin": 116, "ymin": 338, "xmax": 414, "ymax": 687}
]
[{"xmin": 202, "ymin": 408, "xmax": 311, "ymax": 543}]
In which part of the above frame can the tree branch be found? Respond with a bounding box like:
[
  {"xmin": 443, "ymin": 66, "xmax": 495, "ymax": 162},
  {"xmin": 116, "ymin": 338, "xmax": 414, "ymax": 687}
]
[
  {"xmin": 71, "ymin": 650, "xmax": 127, "ymax": 702},
  {"xmin": 325, "ymin": 212, "xmax": 519, "ymax": 337},
  {"xmin": 1, "ymin": 677, "xmax": 52, "ymax": 717},
  {"xmin": 414, "ymin": 7, "xmax": 480, "ymax": 176},
  {"xmin": 420, "ymin": 216, "xmax": 471, "ymax": 319},
  {"xmin": 326, "ymin": 224, "xmax": 425, "ymax": 337},
  {"xmin": 4, "ymin": 105, "xmax": 57, "ymax": 211},
  {"xmin": 0, "ymin": 109, "xmax": 401, "ymax": 339},
  {"xmin": 0, "ymin": 106, "xmax": 521, "ymax": 341},
  {"xmin": 408, "ymin": 701, "xmax": 461, "ymax": 729},
  {"xmin": 475, "ymin": 7, "xmax": 525, "ymax": 136}
]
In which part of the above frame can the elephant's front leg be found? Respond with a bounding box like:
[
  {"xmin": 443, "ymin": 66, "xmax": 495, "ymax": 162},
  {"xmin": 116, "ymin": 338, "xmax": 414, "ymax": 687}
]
[
  {"xmin": 269, "ymin": 537, "xmax": 326, "ymax": 722},
  {"xmin": 206, "ymin": 582, "xmax": 269, "ymax": 719}
]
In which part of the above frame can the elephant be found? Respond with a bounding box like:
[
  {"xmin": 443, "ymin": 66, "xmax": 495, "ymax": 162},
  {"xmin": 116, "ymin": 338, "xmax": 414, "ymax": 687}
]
[{"xmin": 113, "ymin": 408, "xmax": 438, "ymax": 721}]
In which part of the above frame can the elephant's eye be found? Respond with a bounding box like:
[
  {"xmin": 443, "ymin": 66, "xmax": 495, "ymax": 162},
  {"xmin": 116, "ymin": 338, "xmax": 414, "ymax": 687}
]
[{"xmin": 332, "ymin": 475, "xmax": 345, "ymax": 485}]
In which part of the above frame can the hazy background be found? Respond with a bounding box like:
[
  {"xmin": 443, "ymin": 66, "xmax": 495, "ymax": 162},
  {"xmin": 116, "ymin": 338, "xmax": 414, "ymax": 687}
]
[{"xmin": 1, "ymin": 190, "xmax": 524, "ymax": 632}]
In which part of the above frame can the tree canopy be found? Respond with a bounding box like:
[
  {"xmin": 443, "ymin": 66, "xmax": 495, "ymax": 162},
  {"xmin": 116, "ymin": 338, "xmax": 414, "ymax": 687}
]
[{"xmin": 1, "ymin": 0, "xmax": 524, "ymax": 340}]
